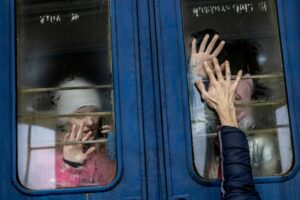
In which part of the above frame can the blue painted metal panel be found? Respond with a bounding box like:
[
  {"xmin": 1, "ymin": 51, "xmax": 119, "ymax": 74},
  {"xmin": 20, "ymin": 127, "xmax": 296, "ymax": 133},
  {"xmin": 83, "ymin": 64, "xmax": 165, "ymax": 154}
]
[
  {"xmin": 135, "ymin": 0, "xmax": 166, "ymax": 199},
  {"xmin": 0, "ymin": 0, "xmax": 14, "ymax": 199},
  {"xmin": 153, "ymin": 0, "xmax": 300, "ymax": 199},
  {"xmin": 1, "ymin": 0, "xmax": 300, "ymax": 199},
  {"xmin": 0, "ymin": 0, "xmax": 151, "ymax": 199},
  {"xmin": 153, "ymin": 0, "xmax": 222, "ymax": 197}
]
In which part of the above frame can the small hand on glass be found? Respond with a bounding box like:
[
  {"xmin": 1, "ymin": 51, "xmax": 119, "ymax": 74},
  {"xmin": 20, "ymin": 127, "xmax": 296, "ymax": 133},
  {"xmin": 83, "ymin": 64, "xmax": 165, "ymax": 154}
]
[
  {"xmin": 63, "ymin": 123, "xmax": 96, "ymax": 164},
  {"xmin": 101, "ymin": 124, "xmax": 112, "ymax": 134},
  {"xmin": 190, "ymin": 34, "xmax": 225, "ymax": 78}
]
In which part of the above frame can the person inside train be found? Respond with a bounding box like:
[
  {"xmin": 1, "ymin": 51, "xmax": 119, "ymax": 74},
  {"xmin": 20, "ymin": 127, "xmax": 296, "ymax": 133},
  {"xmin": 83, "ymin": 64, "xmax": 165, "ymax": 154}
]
[
  {"xmin": 187, "ymin": 29, "xmax": 227, "ymax": 177},
  {"xmin": 17, "ymin": 77, "xmax": 116, "ymax": 189},
  {"xmin": 188, "ymin": 30, "xmax": 280, "ymax": 178},
  {"xmin": 55, "ymin": 76, "xmax": 116, "ymax": 188},
  {"xmin": 225, "ymin": 39, "xmax": 282, "ymax": 176},
  {"xmin": 194, "ymin": 58, "xmax": 261, "ymax": 199}
]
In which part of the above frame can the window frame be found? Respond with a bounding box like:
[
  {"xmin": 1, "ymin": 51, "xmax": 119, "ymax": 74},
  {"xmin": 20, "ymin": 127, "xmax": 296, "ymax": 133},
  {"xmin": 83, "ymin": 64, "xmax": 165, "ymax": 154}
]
[
  {"xmin": 177, "ymin": 0, "xmax": 300, "ymax": 185},
  {"xmin": 11, "ymin": 0, "xmax": 123, "ymax": 194}
]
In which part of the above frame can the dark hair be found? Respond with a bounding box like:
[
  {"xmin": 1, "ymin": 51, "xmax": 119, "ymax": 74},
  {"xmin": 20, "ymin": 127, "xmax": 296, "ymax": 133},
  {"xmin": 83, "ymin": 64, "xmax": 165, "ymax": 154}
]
[
  {"xmin": 227, "ymin": 39, "xmax": 262, "ymax": 75},
  {"xmin": 226, "ymin": 39, "xmax": 268, "ymax": 99}
]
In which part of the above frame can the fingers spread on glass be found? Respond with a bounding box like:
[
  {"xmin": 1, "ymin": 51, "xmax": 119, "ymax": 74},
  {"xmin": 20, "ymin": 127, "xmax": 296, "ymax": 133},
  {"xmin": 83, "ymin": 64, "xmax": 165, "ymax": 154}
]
[
  {"xmin": 232, "ymin": 70, "xmax": 243, "ymax": 92},
  {"xmin": 203, "ymin": 61, "xmax": 217, "ymax": 84},
  {"xmin": 225, "ymin": 61, "xmax": 231, "ymax": 82},
  {"xmin": 212, "ymin": 40, "xmax": 225, "ymax": 57},
  {"xmin": 82, "ymin": 131, "xmax": 93, "ymax": 142},
  {"xmin": 84, "ymin": 146, "xmax": 96, "ymax": 158},
  {"xmin": 191, "ymin": 38, "xmax": 197, "ymax": 54},
  {"xmin": 101, "ymin": 124, "xmax": 112, "ymax": 134},
  {"xmin": 70, "ymin": 125, "xmax": 76, "ymax": 141},
  {"xmin": 190, "ymin": 34, "xmax": 225, "ymax": 78},
  {"xmin": 62, "ymin": 122, "xmax": 97, "ymax": 164},
  {"xmin": 213, "ymin": 58, "xmax": 224, "ymax": 82},
  {"xmin": 205, "ymin": 34, "xmax": 219, "ymax": 54},
  {"xmin": 75, "ymin": 123, "xmax": 84, "ymax": 141},
  {"xmin": 199, "ymin": 34, "xmax": 210, "ymax": 52}
]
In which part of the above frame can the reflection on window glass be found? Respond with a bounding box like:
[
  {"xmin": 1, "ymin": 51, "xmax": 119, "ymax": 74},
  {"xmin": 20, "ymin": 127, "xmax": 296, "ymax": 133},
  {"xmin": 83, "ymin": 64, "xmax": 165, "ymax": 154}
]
[
  {"xmin": 182, "ymin": 0, "xmax": 293, "ymax": 179},
  {"xmin": 16, "ymin": 0, "xmax": 116, "ymax": 189}
]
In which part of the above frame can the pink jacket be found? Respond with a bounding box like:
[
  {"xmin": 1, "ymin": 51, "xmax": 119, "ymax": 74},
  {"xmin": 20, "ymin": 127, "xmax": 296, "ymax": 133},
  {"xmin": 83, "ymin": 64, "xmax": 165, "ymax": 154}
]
[{"xmin": 55, "ymin": 149, "xmax": 116, "ymax": 188}]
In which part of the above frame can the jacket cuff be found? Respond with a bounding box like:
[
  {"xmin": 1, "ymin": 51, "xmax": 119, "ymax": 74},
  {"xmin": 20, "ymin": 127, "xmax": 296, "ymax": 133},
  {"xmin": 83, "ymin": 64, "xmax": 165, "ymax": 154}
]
[{"xmin": 62, "ymin": 161, "xmax": 84, "ymax": 174}]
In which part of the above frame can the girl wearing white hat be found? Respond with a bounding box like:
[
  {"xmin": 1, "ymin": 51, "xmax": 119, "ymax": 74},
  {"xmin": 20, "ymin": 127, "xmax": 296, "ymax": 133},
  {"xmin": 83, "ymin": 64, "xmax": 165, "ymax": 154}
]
[{"xmin": 55, "ymin": 77, "xmax": 116, "ymax": 187}]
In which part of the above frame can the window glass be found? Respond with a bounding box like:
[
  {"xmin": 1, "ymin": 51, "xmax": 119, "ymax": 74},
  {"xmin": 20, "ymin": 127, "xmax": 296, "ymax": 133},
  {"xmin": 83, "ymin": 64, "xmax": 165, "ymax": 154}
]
[
  {"xmin": 16, "ymin": 0, "xmax": 116, "ymax": 189},
  {"xmin": 181, "ymin": 0, "xmax": 293, "ymax": 179}
]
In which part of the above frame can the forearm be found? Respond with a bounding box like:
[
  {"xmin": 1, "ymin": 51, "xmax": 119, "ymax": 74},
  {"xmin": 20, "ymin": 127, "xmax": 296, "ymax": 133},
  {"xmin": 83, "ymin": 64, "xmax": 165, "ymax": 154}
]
[{"xmin": 220, "ymin": 126, "xmax": 260, "ymax": 200}]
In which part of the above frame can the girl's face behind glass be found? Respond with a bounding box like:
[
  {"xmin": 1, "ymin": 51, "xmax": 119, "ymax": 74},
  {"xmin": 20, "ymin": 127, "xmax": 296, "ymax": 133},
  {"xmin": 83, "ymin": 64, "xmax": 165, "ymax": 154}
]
[{"xmin": 67, "ymin": 106, "xmax": 100, "ymax": 140}]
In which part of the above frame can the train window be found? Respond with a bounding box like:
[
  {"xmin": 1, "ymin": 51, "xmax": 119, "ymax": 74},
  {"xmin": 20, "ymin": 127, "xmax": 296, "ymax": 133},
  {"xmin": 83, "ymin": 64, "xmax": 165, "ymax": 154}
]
[
  {"xmin": 16, "ymin": 0, "xmax": 117, "ymax": 189},
  {"xmin": 182, "ymin": 0, "xmax": 293, "ymax": 179}
]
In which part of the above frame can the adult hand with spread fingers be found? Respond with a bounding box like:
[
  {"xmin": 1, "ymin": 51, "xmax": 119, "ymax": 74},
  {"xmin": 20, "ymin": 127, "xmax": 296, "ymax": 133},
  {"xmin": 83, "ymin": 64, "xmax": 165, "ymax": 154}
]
[
  {"xmin": 194, "ymin": 58, "xmax": 242, "ymax": 127},
  {"xmin": 190, "ymin": 34, "xmax": 225, "ymax": 78},
  {"xmin": 195, "ymin": 57, "xmax": 261, "ymax": 200}
]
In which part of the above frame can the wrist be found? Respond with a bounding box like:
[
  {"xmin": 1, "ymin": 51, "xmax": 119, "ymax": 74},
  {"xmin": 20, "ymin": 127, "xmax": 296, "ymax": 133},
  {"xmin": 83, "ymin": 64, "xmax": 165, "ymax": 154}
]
[
  {"xmin": 217, "ymin": 106, "xmax": 238, "ymax": 128},
  {"xmin": 63, "ymin": 154, "xmax": 84, "ymax": 165},
  {"xmin": 63, "ymin": 158, "xmax": 84, "ymax": 168}
]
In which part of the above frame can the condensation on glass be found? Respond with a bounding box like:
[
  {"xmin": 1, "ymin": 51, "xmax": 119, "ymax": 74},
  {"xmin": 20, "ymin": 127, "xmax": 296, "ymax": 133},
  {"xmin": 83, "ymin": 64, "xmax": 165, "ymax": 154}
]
[
  {"xmin": 181, "ymin": 0, "xmax": 293, "ymax": 179},
  {"xmin": 16, "ymin": 0, "xmax": 116, "ymax": 190}
]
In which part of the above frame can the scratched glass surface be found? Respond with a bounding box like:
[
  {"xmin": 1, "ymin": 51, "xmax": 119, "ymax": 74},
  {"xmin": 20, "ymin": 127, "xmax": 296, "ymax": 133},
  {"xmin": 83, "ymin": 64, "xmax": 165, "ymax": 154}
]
[
  {"xmin": 16, "ymin": 0, "xmax": 117, "ymax": 190},
  {"xmin": 181, "ymin": 0, "xmax": 293, "ymax": 179}
]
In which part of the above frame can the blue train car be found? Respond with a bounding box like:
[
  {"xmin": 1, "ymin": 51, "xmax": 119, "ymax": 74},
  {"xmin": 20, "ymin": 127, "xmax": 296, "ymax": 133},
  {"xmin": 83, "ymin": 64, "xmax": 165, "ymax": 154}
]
[{"xmin": 0, "ymin": 0, "xmax": 299, "ymax": 199}]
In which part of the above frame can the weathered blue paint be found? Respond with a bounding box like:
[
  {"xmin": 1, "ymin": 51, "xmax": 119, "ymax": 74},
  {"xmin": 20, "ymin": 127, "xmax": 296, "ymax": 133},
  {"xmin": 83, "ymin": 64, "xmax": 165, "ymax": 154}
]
[
  {"xmin": 0, "ymin": 0, "xmax": 151, "ymax": 199},
  {"xmin": 1, "ymin": 0, "xmax": 300, "ymax": 199},
  {"xmin": 153, "ymin": 0, "xmax": 300, "ymax": 199}
]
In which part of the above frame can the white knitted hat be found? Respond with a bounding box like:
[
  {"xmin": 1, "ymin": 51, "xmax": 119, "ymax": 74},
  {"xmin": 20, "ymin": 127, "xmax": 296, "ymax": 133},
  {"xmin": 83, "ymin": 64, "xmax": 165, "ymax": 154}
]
[{"xmin": 55, "ymin": 77, "xmax": 101, "ymax": 116}]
